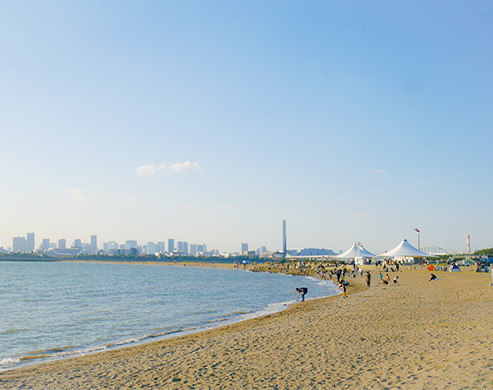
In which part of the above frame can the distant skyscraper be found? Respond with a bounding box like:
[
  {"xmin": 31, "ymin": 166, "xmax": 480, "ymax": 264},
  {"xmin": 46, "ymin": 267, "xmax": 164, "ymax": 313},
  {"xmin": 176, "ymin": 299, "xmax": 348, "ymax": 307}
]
[
  {"xmin": 241, "ymin": 243, "xmax": 248, "ymax": 254},
  {"xmin": 26, "ymin": 233, "xmax": 35, "ymax": 252},
  {"xmin": 125, "ymin": 240, "xmax": 138, "ymax": 249},
  {"xmin": 168, "ymin": 239, "xmax": 175, "ymax": 252},
  {"xmin": 91, "ymin": 235, "xmax": 97, "ymax": 252},
  {"xmin": 58, "ymin": 239, "xmax": 66, "ymax": 249},
  {"xmin": 146, "ymin": 242, "xmax": 157, "ymax": 254},
  {"xmin": 261, "ymin": 246, "xmax": 267, "ymax": 253},
  {"xmin": 73, "ymin": 239, "xmax": 82, "ymax": 248},
  {"xmin": 183, "ymin": 242, "xmax": 188, "ymax": 254},
  {"xmin": 178, "ymin": 241, "xmax": 184, "ymax": 252},
  {"xmin": 190, "ymin": 244, "xmax": 197, "ymax": 255},
  {"xmin": 106, "ymin": 241, "xmax": 118, "ymax": 250},
  {"xmin": 282, "ymin": 220, "xmax": 287, "ymax": 255},
  {"xmin": 41, "ymin": 239, "xmax": 50, "ymax": 251},
  {"xmin": 13, "ymin": 237, "xmax": 27, "ymax": 252},
  {"xmin": 157, "ymin": 241, "xmax": 165, "ymax": 252}
]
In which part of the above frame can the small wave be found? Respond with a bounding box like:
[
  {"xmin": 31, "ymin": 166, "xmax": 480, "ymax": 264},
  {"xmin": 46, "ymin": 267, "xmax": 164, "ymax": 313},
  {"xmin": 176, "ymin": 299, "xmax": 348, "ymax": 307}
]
[
  {"xmin": 27, "ymin": 345, "xmax": 76, "ymax": 357},
  {"xmin": 206, "ymin": 318, "xmax": 227, "ymax": 323},
  {"xmin": 230, "ymin": 310, "xmax": 251, "ymax": 315},
  {"xmin": 0, "ymin": 358, "xmax": 21, "ymax": 368},
  {"xmin": 21, "ymin": 354, "xmax": 50, "ymax": 361}
]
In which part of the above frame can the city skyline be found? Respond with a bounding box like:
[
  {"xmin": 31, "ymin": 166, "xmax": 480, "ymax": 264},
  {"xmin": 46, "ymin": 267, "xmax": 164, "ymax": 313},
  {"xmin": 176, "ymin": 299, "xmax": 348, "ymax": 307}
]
[
  {"xmin": 5, "ymin": 227, "xmax": 477, "ymax": 255},
  {"xmin": 1, "ymin": 2, "xmax": 492, "ymax": 254}
]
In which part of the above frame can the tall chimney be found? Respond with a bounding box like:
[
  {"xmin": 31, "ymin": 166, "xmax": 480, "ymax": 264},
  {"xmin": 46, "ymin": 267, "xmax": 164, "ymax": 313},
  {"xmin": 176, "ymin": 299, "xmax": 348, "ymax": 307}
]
[{"xmin": 282, "ymin": 220, "xmax": 287, "ymax": 256}]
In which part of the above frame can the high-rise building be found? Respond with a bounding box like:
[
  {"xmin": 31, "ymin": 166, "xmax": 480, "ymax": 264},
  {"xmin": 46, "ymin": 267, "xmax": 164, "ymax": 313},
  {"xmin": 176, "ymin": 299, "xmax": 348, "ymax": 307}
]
[
  {"xmin": 58, "ymin": 239, "xmax": 66, "ymax": 249},
  {"xmin": 168, "ymin": 239, "xmax": 175, "ymax": 252},
  {"xmin": 125, "ymin": 240, "xmax": 138, "ymax": 249},
  {"xmin": 13, "ymin": 237, "xmax": 27, "ymax": 252},
  {"xmin": 241, "ymin": 243, "xmax": 248, "ymax": 254},
  {"xmin": 190, "ymin": 244, "xmax": 197, "ymax": 255},
  {"xmin": 73, "ymin": 239, "xmax": 82, "ymax": 249},
  {"xmin": 157, "ymin": 242, "xmax": 165, "ymax": 252},
  {"xmin": 178, "ymin": 241, "xmax": 184, "ymax": 252},
  {"xmin": 183, "ymin": 242, "xmax": 188, "ymax": 254},
  {"xmin": 41, "ymin": 239, "xmax": 50, "ymax": 251},
  {"xmin": 26, "ymin": 233, "xmax": 35, "ymax": 252},
  {"xmin": 90, "ymin": 235, "xmax": 97, "ymax": 252},
  {"xmin": 146, "ymin": 242, "xmax": 157, "ymax": 254}
]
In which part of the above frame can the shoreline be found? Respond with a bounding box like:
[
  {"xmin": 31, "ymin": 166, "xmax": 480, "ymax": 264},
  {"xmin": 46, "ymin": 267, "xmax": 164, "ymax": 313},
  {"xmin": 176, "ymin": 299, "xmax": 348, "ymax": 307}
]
[
  {"xmin": 0, "ymin": 261, "xmax": 339, "ymax": 373},
  {"xmin": 1, "ymin": 268, "xmax": 492, "ymax": 389}
]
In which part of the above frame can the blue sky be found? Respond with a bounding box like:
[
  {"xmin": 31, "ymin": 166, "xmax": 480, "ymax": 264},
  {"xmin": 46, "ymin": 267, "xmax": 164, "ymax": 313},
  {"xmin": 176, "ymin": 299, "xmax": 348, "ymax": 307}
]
[{"xmin": 1, "ymin": 1, "xmax": 492, "ymax": 253}]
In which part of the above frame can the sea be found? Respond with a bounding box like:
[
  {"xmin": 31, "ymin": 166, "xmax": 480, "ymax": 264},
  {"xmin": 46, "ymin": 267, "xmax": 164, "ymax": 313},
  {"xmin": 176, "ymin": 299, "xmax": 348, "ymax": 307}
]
[{"xmin": 0, "ymin": 260, "xmax": 339, "ymax": 371}]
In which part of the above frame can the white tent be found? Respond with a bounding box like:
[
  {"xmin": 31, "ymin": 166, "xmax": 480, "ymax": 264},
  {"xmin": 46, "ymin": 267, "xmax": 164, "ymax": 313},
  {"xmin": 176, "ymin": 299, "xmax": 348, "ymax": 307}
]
[
  {"xmin": 336, "ymin": 243, "xmax": 375, "ymax": 265},
  {"xmin": 377, "ymin": 239, "xmax": 430, "ymax": 258},
  {"xmin": 336, "ymin": 243, "xmax": 375, "ymax": 258}
]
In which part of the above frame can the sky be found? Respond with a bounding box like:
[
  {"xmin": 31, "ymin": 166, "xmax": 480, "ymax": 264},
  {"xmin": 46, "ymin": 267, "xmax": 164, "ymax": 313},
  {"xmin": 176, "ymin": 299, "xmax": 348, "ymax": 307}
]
[{"xmin": 1, "ymin": 1, "xmax": 492, "ymax": 254}]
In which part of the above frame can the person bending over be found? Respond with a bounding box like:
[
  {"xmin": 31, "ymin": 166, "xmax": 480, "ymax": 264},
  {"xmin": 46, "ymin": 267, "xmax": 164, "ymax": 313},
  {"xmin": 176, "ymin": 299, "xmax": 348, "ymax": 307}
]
[{"xmin": 295, "ymin": 287, "xmax": 308, "ymax": 302}]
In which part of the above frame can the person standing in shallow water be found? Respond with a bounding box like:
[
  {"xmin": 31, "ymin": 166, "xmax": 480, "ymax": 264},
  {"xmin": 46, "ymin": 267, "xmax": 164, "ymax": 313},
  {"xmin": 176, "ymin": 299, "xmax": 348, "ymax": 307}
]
[{"xmin": 295, "ymin": 287, "xmax": 308, "ymax": 302}]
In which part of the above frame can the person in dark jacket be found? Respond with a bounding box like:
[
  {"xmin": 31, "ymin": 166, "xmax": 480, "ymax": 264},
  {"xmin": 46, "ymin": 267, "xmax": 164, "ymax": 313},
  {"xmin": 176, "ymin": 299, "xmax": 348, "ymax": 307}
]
[{"xmin": 295, "ymin": 287, "xmax": 308, "ymax": 302}]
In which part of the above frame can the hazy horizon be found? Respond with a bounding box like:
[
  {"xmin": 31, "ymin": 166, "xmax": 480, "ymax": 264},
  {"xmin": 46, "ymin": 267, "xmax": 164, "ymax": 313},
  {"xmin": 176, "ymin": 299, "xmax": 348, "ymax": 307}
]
[{"xmin": 1, "ymin": 2, "xmax": 492, "ymax": 254}]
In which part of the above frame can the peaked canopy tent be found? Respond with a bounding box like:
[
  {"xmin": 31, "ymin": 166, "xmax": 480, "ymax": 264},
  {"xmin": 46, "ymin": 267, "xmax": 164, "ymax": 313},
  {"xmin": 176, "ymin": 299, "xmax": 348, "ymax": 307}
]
[
  {"xmin": 377, "ymin": 239, "xmax": 431, "ymax": 262},
  {"xmin": 336, "ymin": 243, "xmax": 375, "ymax": 265}
]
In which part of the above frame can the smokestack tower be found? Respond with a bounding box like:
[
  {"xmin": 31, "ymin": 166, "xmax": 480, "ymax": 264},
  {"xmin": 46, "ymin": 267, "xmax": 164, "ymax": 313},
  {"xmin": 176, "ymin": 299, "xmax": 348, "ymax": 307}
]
[{"xmin": 282, "ymin": 220, "xmax": 287, "ymax": 256}]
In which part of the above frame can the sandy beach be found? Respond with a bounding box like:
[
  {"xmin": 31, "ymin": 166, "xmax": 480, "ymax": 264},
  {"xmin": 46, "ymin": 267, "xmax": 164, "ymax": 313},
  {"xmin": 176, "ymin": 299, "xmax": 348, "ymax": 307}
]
[{"xmin": 1, "ymin": 268, "xmax": 492, "ymax": 389}]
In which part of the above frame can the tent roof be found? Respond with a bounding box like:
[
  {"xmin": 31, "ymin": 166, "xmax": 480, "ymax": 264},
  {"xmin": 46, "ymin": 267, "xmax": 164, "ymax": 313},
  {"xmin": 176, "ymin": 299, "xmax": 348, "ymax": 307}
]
[
  {"xmin": 377, "ymin": 239, "xmax": 430, "ymax": 258},
  {"xmin": 336, "ymin": 243, "xmax": 375, "ymax": 258}
]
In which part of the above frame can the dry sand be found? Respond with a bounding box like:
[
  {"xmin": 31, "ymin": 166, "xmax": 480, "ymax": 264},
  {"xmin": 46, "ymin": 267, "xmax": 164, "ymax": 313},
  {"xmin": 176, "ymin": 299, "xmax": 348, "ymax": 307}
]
[{"xmin": 1, "ymin": 268, "xmax": 492, "ymax": 389}]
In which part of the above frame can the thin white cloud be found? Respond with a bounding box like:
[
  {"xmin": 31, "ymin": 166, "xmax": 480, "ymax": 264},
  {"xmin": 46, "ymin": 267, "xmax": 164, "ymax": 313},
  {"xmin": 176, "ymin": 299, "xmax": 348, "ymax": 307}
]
[
  {"xmin": 135, "ymin": 164, "xmax": 158, "ymax": 176},
  {"xmin": 374, "ymin": 169, "xmax": 386, "ymax": 174},
  {"xmin": 66, "ymin": 188, "xmax": 89, "ymax": 203},
  {"xmin": 136, "ymin": 161, "xmax": 203, "ymax": 175},
  {"xmin": 159, "ymin": 161, "xmax": 203, "ymax": 172}
]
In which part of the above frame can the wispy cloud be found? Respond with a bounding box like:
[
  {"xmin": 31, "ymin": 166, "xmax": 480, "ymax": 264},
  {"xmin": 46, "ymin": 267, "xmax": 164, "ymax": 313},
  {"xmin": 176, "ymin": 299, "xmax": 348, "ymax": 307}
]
[
  {"xmin": 136, "ymin": 161, "xmax": 203, "ymax": 175},
  {"xmin": 374, "ymin": 169, "xmax": 386, "ymax": 174},
  {"xmin": 160, "ymin": 161, "xmax": 203, "ymax": 172},
  {"xmin": 66, "ymin": 188, "xmax": 89, "ymax": 203},
  {"xmin": 135, "ymin": 164, "xmax": 158, "ymax": 176}
]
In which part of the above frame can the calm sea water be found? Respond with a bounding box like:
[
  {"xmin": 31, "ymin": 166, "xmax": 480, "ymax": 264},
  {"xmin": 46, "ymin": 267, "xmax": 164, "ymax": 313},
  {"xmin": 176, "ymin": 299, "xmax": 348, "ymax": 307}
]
[{"xmin": 0, "ymin": 261, "xmax": 339, "ymax": 370}]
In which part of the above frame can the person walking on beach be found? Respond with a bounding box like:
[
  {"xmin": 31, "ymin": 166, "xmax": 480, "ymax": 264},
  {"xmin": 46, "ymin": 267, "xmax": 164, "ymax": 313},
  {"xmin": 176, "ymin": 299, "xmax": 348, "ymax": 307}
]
[
  {"xmin": 295, "ymin": 287, "xmax": 308, "ymax": 302},
  {"xmin": 366, "ymin": 271, "xmax": 371, "ymax": 287}
]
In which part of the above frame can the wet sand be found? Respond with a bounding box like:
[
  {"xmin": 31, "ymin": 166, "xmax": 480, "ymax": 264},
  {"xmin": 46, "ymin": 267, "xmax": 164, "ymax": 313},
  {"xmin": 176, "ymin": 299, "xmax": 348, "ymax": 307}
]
[{"xmin": 1, "ymin": 269, "xmax": 492, "ymax": 389}]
